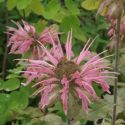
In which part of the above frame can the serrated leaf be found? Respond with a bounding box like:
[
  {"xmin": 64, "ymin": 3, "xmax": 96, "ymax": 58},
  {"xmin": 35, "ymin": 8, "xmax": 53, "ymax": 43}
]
[
  {"xmin": 16, "ymin": 0, "xmax": 32, "ymax": 10},
  {"xmin": 81, "ymin": 0, "xmax": 102, "ymax": 10},
  {"xmin": 7, "ymin": 0, "xmax": 17, "ymax": 10},
  {"xmin": 65, "ymin": 0, "xmax": 80, "ymax": 15},
  {"xmin": 31, "ymin": 0, "xmax": 44, "ymax": 15},
  {"xmin": 3, "ymin": 78, "xmax": 20, "ymax": 91}
]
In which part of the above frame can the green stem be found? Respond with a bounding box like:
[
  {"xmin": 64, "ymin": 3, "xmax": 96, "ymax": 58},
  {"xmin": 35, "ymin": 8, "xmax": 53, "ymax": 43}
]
[{"xmin": 112, "ymin": 15, "xmax": 121, "ymax": 125}]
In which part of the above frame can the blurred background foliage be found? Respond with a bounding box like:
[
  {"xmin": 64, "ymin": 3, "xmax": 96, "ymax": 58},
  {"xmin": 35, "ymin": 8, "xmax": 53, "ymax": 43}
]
[{"xmin": 0, "ymin": 0, "xmax": 125, "ymax": 125}]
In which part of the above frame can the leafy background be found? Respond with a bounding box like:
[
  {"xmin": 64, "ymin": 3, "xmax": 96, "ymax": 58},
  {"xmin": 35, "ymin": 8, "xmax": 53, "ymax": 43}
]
[{"xmin": 0, "ymin": 0, "xmax": 125, "ymax": 125}]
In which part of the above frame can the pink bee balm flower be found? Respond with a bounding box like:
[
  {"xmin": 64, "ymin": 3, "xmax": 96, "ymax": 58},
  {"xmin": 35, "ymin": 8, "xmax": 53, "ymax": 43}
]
[
  {"xmin": 39, "ymin": 24, "xmax": 60, "ymax": 44},
  {"xmin": 7, "ymin": 21, "xmax": 35, "ymax": 54},
  {"xmin": 107, "ymin": 16, "xmax": 125, "ymax": 51},
  {"xmin": 7, "ymin": 21, "xmax": 59, "ymax": 59},
  {"xmin": 22, "ymin": 30, "xmax": 116, "ymax": 114}
]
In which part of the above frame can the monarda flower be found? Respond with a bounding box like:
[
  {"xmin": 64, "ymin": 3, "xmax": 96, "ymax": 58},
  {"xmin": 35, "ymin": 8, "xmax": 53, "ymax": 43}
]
[
  {"xmin": 97, "ymin": 0, "xmax": 124, "ymax": 19},
  {"xmin": 22, "ymin": 30, "xmax": 115, "ymax": 114},
  {"xmin": 7, "ymin": 21, "xmax": 35, "ymax": 54},
  {"xmin": 107, "ymin": 16, "xmax": 125, "ymax": 51},
  {"xmin": 7, "ymin": 21, "xmax": 59, "ymax": 59}
]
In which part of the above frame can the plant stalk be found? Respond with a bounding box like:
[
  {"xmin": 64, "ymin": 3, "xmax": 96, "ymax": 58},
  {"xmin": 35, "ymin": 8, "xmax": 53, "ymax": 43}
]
[
  {"xmin": 2, "ymin": 0, "xmax": 9, "ymax": 80},
  {"xmin": 112, "ymin": 15, "xmax": 121, "ymax": 125}
]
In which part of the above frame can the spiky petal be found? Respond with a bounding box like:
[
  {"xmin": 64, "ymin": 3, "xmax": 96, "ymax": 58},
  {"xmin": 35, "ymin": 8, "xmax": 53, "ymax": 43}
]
[{"xmin": 21, "ymin": 30, "xmax": 115, "ymax": 115}]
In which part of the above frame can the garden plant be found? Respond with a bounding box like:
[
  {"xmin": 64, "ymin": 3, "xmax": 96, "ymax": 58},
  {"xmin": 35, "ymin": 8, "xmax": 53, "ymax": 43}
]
[{"xmin": 0, "ymin": 0, "xmax": 125, "ymax": 125}]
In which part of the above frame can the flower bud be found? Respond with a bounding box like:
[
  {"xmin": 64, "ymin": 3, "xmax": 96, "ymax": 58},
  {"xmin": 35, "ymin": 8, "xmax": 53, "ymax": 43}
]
[{"xmin": 107, "ymin": 1, "xmax": 123, "ymax": 19}]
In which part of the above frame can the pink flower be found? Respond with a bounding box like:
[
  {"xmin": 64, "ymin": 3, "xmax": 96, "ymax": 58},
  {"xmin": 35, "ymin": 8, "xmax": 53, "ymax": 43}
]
[
  {"xmin": 39, "ymin": 24, "xmax": 59, "ymax": 44},
  {"xmin": 7, "ymin": 21, "xmax": 59, "ymax": 60},
  {"xmin": 7, "ymin": 21, "xmax": 35, "ymax": 54},
  {"xmin": 22, "ymin": 30, "xmax": 115, "ymax": 114},
  {"xmin": 107, "ymin": 17, "xmax": 125, "ymax": 51}
]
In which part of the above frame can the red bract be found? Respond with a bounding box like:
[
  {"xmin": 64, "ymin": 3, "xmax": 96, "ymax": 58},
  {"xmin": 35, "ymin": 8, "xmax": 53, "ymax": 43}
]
[{"xmin": 22, "ymin": 30, "xmax": 115, "ymax": 114}]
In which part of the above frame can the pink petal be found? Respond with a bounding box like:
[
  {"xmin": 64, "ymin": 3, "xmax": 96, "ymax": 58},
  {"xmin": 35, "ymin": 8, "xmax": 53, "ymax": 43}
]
[
  {"xmin": 75, "ymin": 87, "xmax": 90, "ymax": 113},
  {"xmin": 65, "ymin": 30, "xmax": 74, "ymax": 60},
  {"xmin": 39, "ymin": 85, "xmax": 53, "ymax": 109},
  {"xmin": 61, "ymin": 76, "xmax": 69, "ymax": 115}
]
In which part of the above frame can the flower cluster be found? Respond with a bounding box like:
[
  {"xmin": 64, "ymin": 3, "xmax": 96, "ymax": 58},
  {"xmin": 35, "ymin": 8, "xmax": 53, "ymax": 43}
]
[
  {"xmin": 19, "ymin": 30, "xmax": 115, "ymax": 114},
  {"xmin": 8, "ymin": 21, "xmax": 115, "ymax": 114}
]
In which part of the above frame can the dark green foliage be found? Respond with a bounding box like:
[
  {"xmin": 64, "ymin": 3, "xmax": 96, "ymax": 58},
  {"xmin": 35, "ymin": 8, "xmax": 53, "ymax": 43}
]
[{"xmin": 0, "ymin": 0, "xmax": 125, "ymax": 125}]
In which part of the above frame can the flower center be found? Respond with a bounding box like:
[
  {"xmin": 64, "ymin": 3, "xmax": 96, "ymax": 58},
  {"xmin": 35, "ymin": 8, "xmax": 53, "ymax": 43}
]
[{"xmin": 55, "ymin": 57, "xmax": 79, "ymax": 79}]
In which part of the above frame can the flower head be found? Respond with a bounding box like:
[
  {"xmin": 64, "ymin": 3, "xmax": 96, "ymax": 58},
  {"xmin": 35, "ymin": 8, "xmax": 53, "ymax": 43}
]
[
  {"xmin": 7, "ymin": 21, "xmax": 59, "ymax": 59},
  {"xmin": 22, "ymin": 30, "xmax": 115, "ymax": 114},
  {"xmin": 7, "ymin": 21, "xmax": 35, "ymax": 54}
]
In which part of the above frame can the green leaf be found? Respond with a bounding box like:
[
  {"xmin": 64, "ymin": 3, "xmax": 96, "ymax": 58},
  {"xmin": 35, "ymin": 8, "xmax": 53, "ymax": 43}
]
[
  {"xmin": 34, "ymin": 20, "xmax": 47, "ymax": 33},
  {"xmin": 7, "ymin": 66, "xmax": 24, "ymax": 79},
  {"xmin": 10, "ymin": 91, "xmax": 29, "ymax": 110},
  {"xmin": 0, "ymin": 94, "xmax": 11, "ymax": 114},
  {"xmin": 68, "ymin": 93, "xmax": 81, "ymax": 122},
  {"xmin": 81, "ymin": 0, "xmax": 102, "ymax": 10},
  {"xmin": 0, "ymin": 111, "xmax": 13, "ymax": 125},
  {"xmin": 60, "ymin": 15, "xmax": 86, "ymax": 41},
  {"xmin": 3, "ymin": 78, "xmax": 20, "ymax": 91},
  {"xmin": 43, "ymin": 0, "xmax": 61, "ymax": 20},
  {"xmin": 93, "ymin": 83, "xmax": 103, "ymax": 96},
  {"xmin": 20, "ymin": 84, "xmax": 35, "ymax": 96},
  {"xmin": 40, "ymin": 114, "xmax": 63, "ymax": 125},
  {"xmin": 31, "ymin": 0, "xmax": 44, "ymax": 15},
  {"xmin": 53, "ymin": 8, "xmax": 69, "ymax": 23},
  {"xmin": 7, "ymin": 0, "xmax": 17, "ymax": 10},
  {"xmin": 18, "ymin": 107, "xmax": 43, "ymax": 118},
  {"xmin": 0, "ymin": 94, "xmax": 12, "ymax": 125},
  {"xmin": 16, "ymin": 0, "xmax": 32, "ymax": 10},
  {"xmin": 72, "ymin": 121, "xmax": 81, "ymax": 125},
  {"xmin": 48, "ymin": 101, "xmax": 66, "ymax": 122},
  {"xmin": 0, "ymin": 0, "xmax": 3, "ymax": 3},
  {"xmin": 65, "ymin": 0, "xmax": 80, "ymax": 15}
]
